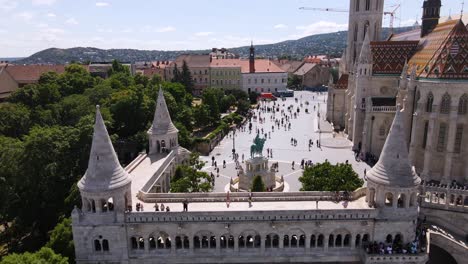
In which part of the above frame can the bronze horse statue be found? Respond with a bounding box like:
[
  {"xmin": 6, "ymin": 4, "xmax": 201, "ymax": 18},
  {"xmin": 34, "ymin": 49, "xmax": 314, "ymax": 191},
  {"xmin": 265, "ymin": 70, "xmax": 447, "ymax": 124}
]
[{"xmin": 250, "ymin": 134, "xmax": 266, "ymax": 158}]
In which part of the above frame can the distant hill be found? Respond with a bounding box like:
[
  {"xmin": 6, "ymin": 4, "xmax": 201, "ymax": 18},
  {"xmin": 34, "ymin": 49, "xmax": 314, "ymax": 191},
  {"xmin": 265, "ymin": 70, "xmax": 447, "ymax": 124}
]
[{"xmin": 16, "ymin": 27, "xmax": 414, "ymax": 65}]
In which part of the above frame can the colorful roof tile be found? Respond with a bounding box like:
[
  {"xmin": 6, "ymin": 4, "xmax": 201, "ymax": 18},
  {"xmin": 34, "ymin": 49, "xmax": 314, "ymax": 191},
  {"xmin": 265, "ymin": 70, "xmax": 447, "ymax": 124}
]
[{"xmin": 371, "ymin": 41, "xmax": 419, "ymax": 74}]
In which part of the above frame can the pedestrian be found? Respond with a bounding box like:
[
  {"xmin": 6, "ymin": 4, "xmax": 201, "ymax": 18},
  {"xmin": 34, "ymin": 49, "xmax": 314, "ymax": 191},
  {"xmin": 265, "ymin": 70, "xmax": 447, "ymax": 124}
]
[
  {"xmin": 166, "ymin": 206, "xmax": 170, "ymax": 212},
  {"xmin": 223, "ymin": 160, "xmax": 226, "ymax": 168},
  {"xmin": 154, "ymin": 203, "xmax": 159, "ymax": 211},
  {"xmin": 292, "ymin": 161, "xmax": 295, "ymax": 170},
  {"xmin": 316, "ymin": 200, "xmax": 319, "ymax": 209},
  {"xmin": 212, "ymin": 156, "xmax": 215, "ymax": 166},
  {"xmin": 242, "ymin": 153, "xmax": 244, "ymax": 163}
]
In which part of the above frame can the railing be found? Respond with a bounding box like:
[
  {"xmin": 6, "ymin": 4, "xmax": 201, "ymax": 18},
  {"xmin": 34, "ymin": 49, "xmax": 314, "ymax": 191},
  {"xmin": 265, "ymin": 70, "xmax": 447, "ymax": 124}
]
[
  {"xmin": 371, "ymin": 106, "xmax": 397, "ymax": 112},
  {"xmin": 139, "ymin": 187, "xmax": 368, "ymax": 204},
  {"xmin": 420, "ymin": 183, "xmax": 468, "ymax": 213},
  {"xmin": 362, "ymin": 253, "xmax": 428, "ymax": 263}
]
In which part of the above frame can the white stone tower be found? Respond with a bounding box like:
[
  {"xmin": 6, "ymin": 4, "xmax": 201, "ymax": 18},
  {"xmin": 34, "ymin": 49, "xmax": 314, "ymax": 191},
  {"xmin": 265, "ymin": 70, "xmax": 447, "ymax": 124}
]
[
  {"xmin": 72, "ymin": 105, "xmax": 132, "ymax": 262},
  {"xmin": 366, "ymin": 107, "xmax": 421, "ymax": 244},
  {"xmin": 345, "ymin": 0, "xmax": 384, "ymax": 70},
  {"xmin": 352, "ymin": 31, "xmax": 373, "ymax": 151},
  {"xmin": 148, "ymin": 88, "xmax": 179, "ymax": 155}
]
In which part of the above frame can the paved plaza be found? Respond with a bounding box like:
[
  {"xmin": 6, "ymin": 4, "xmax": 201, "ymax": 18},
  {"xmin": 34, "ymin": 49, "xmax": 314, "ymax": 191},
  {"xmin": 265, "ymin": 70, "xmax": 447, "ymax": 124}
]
[{"xmin": 200, "ymin": 91, "xmax": 370, "ymax": 192}]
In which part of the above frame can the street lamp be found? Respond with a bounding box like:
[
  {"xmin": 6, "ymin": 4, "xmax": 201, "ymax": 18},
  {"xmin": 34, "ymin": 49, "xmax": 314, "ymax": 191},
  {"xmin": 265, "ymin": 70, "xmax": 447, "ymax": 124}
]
[{"xmin": 232, "ymin": 129, "xmax": 236, "ymax": 155}]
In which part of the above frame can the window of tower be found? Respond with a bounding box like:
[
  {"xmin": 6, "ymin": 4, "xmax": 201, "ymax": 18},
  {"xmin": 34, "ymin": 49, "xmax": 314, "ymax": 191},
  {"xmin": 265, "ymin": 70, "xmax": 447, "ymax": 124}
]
[
  {"xmin": 385, "ymin": 193, "xmax": 393, "ymax": 206},
  {"xmin": 365, "ymin": 0, "xmax": 370, "ymax": 11},
  {"xmin": 437, "ymin": 123, "xmax": 447, "ymax": 152},
  {"xmin": 354, "ymin": 24, "xmax": 358, "ymax": 41},
  {"xmin": 355, "ymin": 0, "xmax": 360, "ymax": 12},
  {"xmin": 102, "ymin": 239, "xmax": 109, "ymax": 251},
  {"xmin": 397, "ymin": 194, "xmax": 406, "ymax": 208},
  {"xmin": 363, "ymin": 21, "xmax": 370, "ymax": 40},
  {"xmin": 422, "ymin": 121, "xmax": 429, "ymax": 149}
]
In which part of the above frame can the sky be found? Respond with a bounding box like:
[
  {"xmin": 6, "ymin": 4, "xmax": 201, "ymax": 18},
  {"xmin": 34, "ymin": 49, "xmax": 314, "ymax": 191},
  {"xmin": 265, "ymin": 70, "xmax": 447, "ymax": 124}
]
[{"xmin": 0, "ymin": 0, "xmax": 465, "ymax": 57}]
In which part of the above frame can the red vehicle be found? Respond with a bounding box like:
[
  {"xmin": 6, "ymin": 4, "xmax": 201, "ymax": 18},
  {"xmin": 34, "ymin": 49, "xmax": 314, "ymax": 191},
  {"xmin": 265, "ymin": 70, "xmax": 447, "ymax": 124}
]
[{"xmin": 258, "ymin": 92, "xmax": 277, "ymax": 101}]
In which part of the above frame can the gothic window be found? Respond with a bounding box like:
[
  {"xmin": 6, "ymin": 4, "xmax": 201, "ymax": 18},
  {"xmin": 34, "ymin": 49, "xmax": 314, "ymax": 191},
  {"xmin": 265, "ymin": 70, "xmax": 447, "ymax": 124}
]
[
  {"xmin": 440, "ymin": 93, "xmax": 451, "ymax": 114},
  {"xmin": 426, "ymin": 93, "xmax": 434, "ymax": 112},
  {"xmin": 355, "ymin": 0, "xmax": 360, "ymax": 12},
  {"xmin": 102, "ymin": 239, "xmax": 109, "ymax": 251},
  {"xmin": 422, "ymin": 121, "xmax": 429, "ymax": 149},
  {"xmin": 365, "ymin": 0, "xmax": 370, "ymax": 11},
  {"xmin": 354, "ymin": 24, "xmax": 359, "ymax": 41},
  {"xmin": 454, "ymin": 124, "xmax": 463, "ymax": 154},
  {"xmin": 94, "ymin": 240, "xmax": 102, "ymax": 251},
  {"xmin": 363, "ymin": 21, "xmax": 370, "ymax": 40},
  {"xmin": 436, "ymin": 123, "xmax": 447, "ymax": 152},
  {"xmin": 458, "ymin": 94, "xmax": 468, "ymax": 115}
]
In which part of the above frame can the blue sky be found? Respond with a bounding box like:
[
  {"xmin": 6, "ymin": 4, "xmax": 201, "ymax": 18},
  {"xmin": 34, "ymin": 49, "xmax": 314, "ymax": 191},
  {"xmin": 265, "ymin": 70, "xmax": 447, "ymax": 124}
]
[{"xmin": 0, "ymin": 0, "xmax": 464, "ymax": 57}]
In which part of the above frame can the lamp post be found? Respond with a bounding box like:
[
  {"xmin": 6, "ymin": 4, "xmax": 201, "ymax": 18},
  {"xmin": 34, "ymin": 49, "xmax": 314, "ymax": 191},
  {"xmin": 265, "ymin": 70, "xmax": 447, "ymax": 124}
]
[
  {"xmin": 318, "ymin": 111, "xmax": 321, "ymax": 147},
  {"xmin": 232, "ymin": 129, "xmax": 236, "ymax": 155}
]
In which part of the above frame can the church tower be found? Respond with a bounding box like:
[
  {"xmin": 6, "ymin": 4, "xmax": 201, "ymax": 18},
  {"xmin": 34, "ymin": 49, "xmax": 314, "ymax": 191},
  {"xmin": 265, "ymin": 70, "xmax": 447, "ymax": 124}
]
[
  {"xmin": 365, "ymin": 106, "xmax": 421, "ymax": 244},
  {"xmin": 249, "ymin": 41, "xmax": 255, "ymax": 73},
  {"xmin": 148, "ymin": 88, "xmax": 179, "ymax": 155},
  {"xmin": 345, "ymin": 0, "xmax": 384, "ymax": 71},
  {"xmin": 421, "ymin": 0, "xmax": 441, "ymax": 37}
]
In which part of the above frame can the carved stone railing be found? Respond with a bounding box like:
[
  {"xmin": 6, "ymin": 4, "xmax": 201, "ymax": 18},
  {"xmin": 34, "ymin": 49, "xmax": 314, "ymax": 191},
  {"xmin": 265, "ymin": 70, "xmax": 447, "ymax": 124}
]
[
  {"xmin": 371, "ymin": 106, "xmax": 396, "ymax": 113},
  {"xmin": 139, "ymin": 150, "xmax": 176, "ymax": 195},
  {"xmin": 420, "ymin": 183, "xmax": 468, "ymax": 213},
  {"xmin": 362, "ymin": 253, "xmax": 428, "ymax": 264}
]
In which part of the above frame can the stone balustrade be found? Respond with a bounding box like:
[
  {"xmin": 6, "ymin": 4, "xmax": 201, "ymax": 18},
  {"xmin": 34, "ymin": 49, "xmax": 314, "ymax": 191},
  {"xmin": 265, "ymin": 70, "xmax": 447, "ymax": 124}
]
[
  {"xmin": 421, "ymin": 183, "xmax": 468, "ymax": 213},
  {"xmin": 371, "ymin": 106, "xmax": 397, "ymax": 113},
  {"xmin": 363, "ymin": 253, "xmax": 428, "ymax": 264}
]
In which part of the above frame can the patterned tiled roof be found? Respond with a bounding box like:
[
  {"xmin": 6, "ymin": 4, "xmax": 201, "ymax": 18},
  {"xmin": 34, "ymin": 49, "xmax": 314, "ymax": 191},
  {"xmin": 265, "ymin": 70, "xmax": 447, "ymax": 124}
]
[
  {"xmin": 335, "ymin": 74, "xmax": 348, "ymax": 89},
  {"xmin": 409, "ymin": 20, "xmax": 468, "ymax": 79},
  {"xmin": 371, "ymin": 41, "xmax": 419, "ymax": 74}
]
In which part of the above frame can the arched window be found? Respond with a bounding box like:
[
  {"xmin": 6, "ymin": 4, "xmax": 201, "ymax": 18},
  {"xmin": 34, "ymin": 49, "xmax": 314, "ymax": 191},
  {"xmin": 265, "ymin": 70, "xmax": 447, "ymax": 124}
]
[
  {"xmin": 102, "ymin": 239, "xmax": 109, "ymax": 251},
  {"xmin": 291, "ymin": 235, "xmax": 298, "ymax": 247},
  {"xmin": 397, "ymin": 194, "xmax": 406, "ymax": 208},
  {"xmin": 344, "ymin": 234, "xmax": 351, "ymax": 247},
  {"xmin": 317, "ymin": 234, "xmax": 324, "ymax": 247},
  {"xmin": 355, "ymin": 234, "xmax": 361, "ymax": 247},
  {"xmin": 365, "ymin": 0, "xmax": 370, "ymax": 10},
  {"xmin": 210, "ymin": 236, "xmax": 217, "ymax": 248},
  {"xmin": 299, "ymin": 235, "xmax": 305, "ymax": 248},
  {"xmin": 194, "ymin": 236, "xmax": 200, "ymax": 248},
  {"xmin": 138, "ymin": 237, "xmax": 144, "ymax": 249},
  {"xmin": 385, "ymin": 193, "xmax": 393, "ymax": 206},
  {"xmin": 201, "ymin": 236, "xmax": 209, "ymax": 248},
  {"xmin": 328, "ymin": 234, "xmax": 334, "ymax": 247},
  {"xmin": 437, "ymin": 123, "xmax": 447, "ymax": 152},
  {"xmin": 386, "ymin": 234, "xmax": 393, "ymax": 243},
  {"xmin": 354, "ymin": 24, "xmax": 359, "ymax": 42},
  {"xmin": 149, "ymin": 236, "xmax": 156, "ymax": 249},
  {"xmin": 355, "ymin": 0, "xmax": 360, "ymax": 12},
  {"xmin": 363, "ymin": 21, "xmax": 370, "ymax": 40},
  {"xmin": 362, "ymin": 234, "xmax": 370, "ymax": 244},
  {"xmin": 458, "ymin": 94, "xmax": 468, "ymax": 115},
  {"xmin": 335, "ymin": 234, "xmax": 342, "ymax": 247},
  {"xmin": 310, "ymin": 235, "xmax": 316, "ymax": 247},
  {"xmin": 130, "ymin": 237, "xmax": 138, "ymax": 249},
  {"xmin": 94, "ymin": 239, "xmax": 102, "ymax": 251},
  {"xmin": 238, "ymin": 236, "xmax": 245, "ymax": 248},
  {"xmin": 394, "ymin": 234, "xmax": 403, "ymax": 244},
  {"xmin": 272, "ymin": 234, "xmax": 279, "ymax": 248},
  {"xmin": 440, "ymin": 93, "xmax": 451, "ymax": 114},
  {"xmin": 426, "ymin": 93, "xmax": 434, "ymax": 112},
  {"xmin": 283, "ymin": 235, "xmax": 290, "ymax": 247}
]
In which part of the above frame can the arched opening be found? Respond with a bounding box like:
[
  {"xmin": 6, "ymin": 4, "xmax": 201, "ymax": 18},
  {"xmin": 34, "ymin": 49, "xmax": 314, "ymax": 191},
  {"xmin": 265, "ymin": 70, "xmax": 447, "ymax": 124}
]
[
  {"xmin": 175, "ymin": 236, "xmax": 182, "ymax": 249},
  {"xmin": 91, "ymin": 200, "xmax": 96, "ymax": 213},
  {"xmin": 220, "ymin": 235, "xmax": 227, "ymax": 248},
  {"xmin": 299, "ymin": 235, "xmax": 305, "ymax": 247},
  {"xmin": 138, "ymin": 237, "xmax": 144, "ymax": 249},
  {"xmin": 107, "ymin": 197, "xmax": 114, "ymax": 211},
  {"xmin": 335, "ymin": 234, "xmax": 342, "ymax": 247},
  {"xmin": 102, "ymin": 239, "xmax": 109, "ymax": 251},
  {"xmin": 344, "ymin": 234, "xmax": 351, "ymax": 247},
  {"xmin": 254, "ymin": 235, "xmax": 261, "ymax": 248},
  {"xmin": 283, "ymin": 235, "xmax": 290, "ymax": 247},
  {"xmin": 456, "ymin": 195, "xmax": 463, "ymax": 206},
  {"xmin": 194, "ymin": 236, "xmax": 200, "ymax": 248},
  {"xmin": 310, "ymin": 235, "xmax": 316, "ymax": 247},
  {"xmin": 394, "ymin": 234, "xmax": 402, "ymax": 245},
  {"xmin": 246, "ymin": 235, "xmax": 254, "ymax": 248},
  {"xmin": 149, "ymin": 236, "xmax": 156, "ymax": 249},
  {"xmin": 428, "ymin": 244, "xmax": 457, "ymax": 264},
  {"xmin": 355, "ymin": 234, "xmax": 361, "ymax": 247},
  {"xmin": 385, "ymin": 193, "xmax": 394, "ymax": 207},
  {"xmin": 440, "ymin": 93, "xmax": 451, "ymax": 114},
  {"xmin": 291, "ymin": 235, "xmax": 298, "ymax": 247},
  {"xmin": 397, "ymin": 194, "xmax": 406, "ymax": 208},
  {"xmin": 210, "ymin": 236, "xmax": 216, "ymax": 248},
  {"xmin": 94, "ymin": 240, "xmax": 102, "ymax": 251},
  {"xmin": 426, "ymin": 93, "xmax": 434, "ymax": 112},
  {"xmin": 84, "ymin": 199, "xmax": 91, "ymax": 212},
  {"xmin": 130, "ymin": 237, "xmax": 138, "ymax": 249},
  {"xmin": 238, "ymin": 236, "xmax": 245, "ymax": 248},
  {"xmin": 272, "ymin": 234, "xmax": 279, "ymax": 248},
  {"xmin": 317, "ymin": 234, "xmax": 324, "ymax": 247},
  {"xmin": 183, "ymin": 236, "xmax": 189, "ymax": 249},
  {"xmin": 362, "ymin": 234, "xmax": 369, "ymax": 245},
  {"xmin": 458, "ymin": 94, "xmax": 468, "ymax": 115},
  {"xmin": 201, "ymin": 236, "xmax": 209, "ymax": 248},
  {"xmin": 328, "ymin": 234, "xmax": 334, "ymax": 247},
  {"xmin": 363, "ymin": 21, "xmax": 370, "ymax": 40},
  {"xmin": 386, "ymin": 234, "xmax": 393, "ymax": 243}
]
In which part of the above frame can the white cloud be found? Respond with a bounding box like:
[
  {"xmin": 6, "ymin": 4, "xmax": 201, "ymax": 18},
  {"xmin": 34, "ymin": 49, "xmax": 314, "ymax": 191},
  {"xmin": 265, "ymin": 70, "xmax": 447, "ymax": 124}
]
[
  {"xmin": 0, "ymin": 29, "xmax": 7, "ymax": 33},
  {"xmin": 46, "ymin": 12, "xmax": 56, "ymax": 18},
  {"xmin": 0, "ymin": 0, "xmax": 18, "ymax": 11},
  {"xmin": 194, "ymin": 31, "xmax": 213, "ymax": 37},
  {"xmin": 274, "ymin": 24, "xmax": 287, "ymax": 29},
  {"xmin": 400, "ymin": 19, "xmax": 418, "ymax": 27},
  {"xmin": 97, "ymin": 28, "xmax": 113, "ymax": 33},
  {"xmin": 156, "ymin": 26, "xmax": 176, "ymax": 33},
  {"xmin": 293, "ymin": 21, "xmax": 348, "ymax": 38},
  {"xmin": 14, "ymin": 11, "xmax": 34, "ymax": 23},
  {"xmin": 65, "ymin": 17, "xmax": 78, "ymax": 25},
  {"xmin": 32, "ymin": 0, "xmax": 57, "ymax": 5},
  {"xmin": 95, "ymin": 2, "xmax": 109, "ymax": 7},
  {"xmin": 122, "ymin": 28, "xmax": 133, "ymax": 33}
]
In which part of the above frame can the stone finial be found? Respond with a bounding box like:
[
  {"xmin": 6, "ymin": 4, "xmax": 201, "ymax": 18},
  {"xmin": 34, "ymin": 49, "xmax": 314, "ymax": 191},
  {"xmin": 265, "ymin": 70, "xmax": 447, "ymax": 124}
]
[
  {"xmin": 410, "ymin": 64, "xmax": 417, "ymax": 80},
  {"xmin": 148, "ymin": 87, "xmax": 178, "ymax": 135},
  {"xmin": 401, "ymin": 59, "xmax": 409, "ymax": 79},
  {"xmin": 78, "ymin": 105, "xmax": 131, "ymax": 192},
  {"xmin": 358, "ymin": 29, "xmax": 372, "ymax": 65}
]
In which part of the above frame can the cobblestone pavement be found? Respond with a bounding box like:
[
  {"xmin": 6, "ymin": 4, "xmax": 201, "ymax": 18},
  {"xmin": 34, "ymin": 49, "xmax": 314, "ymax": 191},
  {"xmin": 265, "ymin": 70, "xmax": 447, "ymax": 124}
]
[{"xmin": 200, "ymin": 91, "xmax": 370, "ymax": 192}]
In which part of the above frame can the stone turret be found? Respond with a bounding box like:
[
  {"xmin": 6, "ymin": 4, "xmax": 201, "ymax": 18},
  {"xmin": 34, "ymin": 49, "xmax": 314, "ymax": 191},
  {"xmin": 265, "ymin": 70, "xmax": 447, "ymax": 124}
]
[
  {"xmin": 148, "ymin": 88, "xmax": 179, "ymax": 155},
  {"xmin": 77, "ymin": 105, "xmax": 132, "ymax": 214}
]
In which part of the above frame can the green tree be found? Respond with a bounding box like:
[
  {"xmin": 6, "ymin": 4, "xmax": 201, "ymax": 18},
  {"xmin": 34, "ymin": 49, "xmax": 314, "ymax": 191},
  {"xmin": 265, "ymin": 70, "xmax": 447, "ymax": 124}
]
[
  {"xmin": 299, "ymin": 161, "xmax": 364, "ymax": 192},
  {"xmin": 236, "ymin": 99, "xmax": 251, "ymax": 116},
  {"xmin": 219, "ymin": 94, "xmax": 236, "ymax": 113},
  {"xmin": 171, "ymin": 63, "xmax": 180, "ymax": 83},
  {"xmin": 0, "ymin": 103, "xmax": 31, "ymax": 137},
  {"xmin": 59, "ymin": 64, "xmax": 95, "ymax": 96},
  {"xmin": 201, "ymin": 88, "xmax": 221, "ymax": 125},
  {"xmin": 108, "ymin": 59, "xmax": 130, "ymax": 76},
  {"xmin": 46, "ymin": 217, "xmax": 74, "ymax": 262},
  {"xmin": 193, "ymin": 104, "xmax": 210, "ymax": 128},
  {"xmin": 57, "ymin": 94, "xmax": 93, "ymax": 126},
  {"xmin": 180, "ymin": 60, "xmax": 194, "ymax": 94},
  {"xmin": 170, "ymin": 165, "xmax": 212, "ymax": 193},
  {"xmin": 0, "ymin": 247, "xmax": 68, "ymax": 264},
  {"xmin": 251, "ymin": 176, "xmax": 266, "ymax": 192},
  {"xmin": 288, "ymin": 75, "xmax": 302, "ymax": 88}
]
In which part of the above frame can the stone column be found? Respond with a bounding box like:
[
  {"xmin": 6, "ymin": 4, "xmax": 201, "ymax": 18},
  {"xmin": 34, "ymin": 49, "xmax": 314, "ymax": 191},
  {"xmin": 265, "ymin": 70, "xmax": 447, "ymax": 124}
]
[
  {"xmin": 324, "ymin": 235, "xmax": 329, "ymax": 251},
  {"xmin": 279, "ymin": 236, "xmax": 284, "ymax": 249},
  {"xmin": 234, "ymin": 236, "xmax": 239, "ymax": 252},
  {"xmin": 260, "ymin": 235, "xmax": 265, "ymax": 254},
  {"xmin": 216, "ymin": 237, "xmax": 220, "ymax": 254},
  {"xmin": 305, "ymin": 235, "xmax": 311, "ymax": 249},
  {"xmin": 404, "ymin": 193, "xmax": 411, "ymax": 208},
  {"xmin": 189, "ymin": 237, "xmax": 194, "ymax": 254},
  {"xmin": 442, "ymin": 109, "xmax": 458, "ymax": 183},
  {"xmin": 422, "ymin": 113, "xmax": 437, "ymax": 180}
]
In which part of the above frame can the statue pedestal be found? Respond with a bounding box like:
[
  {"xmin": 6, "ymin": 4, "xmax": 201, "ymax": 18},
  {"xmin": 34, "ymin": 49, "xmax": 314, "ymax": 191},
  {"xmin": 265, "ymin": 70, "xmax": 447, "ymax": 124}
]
[{"xmin": 238, "ymin": 156, "xmax": 276, "ymax": 191}]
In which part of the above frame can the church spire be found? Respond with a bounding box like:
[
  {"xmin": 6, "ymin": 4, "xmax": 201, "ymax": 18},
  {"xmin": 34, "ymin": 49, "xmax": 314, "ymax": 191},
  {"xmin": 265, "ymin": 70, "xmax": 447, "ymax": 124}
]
[
  {"xmin": 78, "ymin": 105, "xmax": 131, "ymax": 192},
  {"xmin": 148, "ymin": 88, "xmax": 178, "ymax": 135},
  {"xmin": 366, "ymin": 106, "xmax": 421, "ymax": 187},
  {"xmin": 358, "ymin": 29, "xmax": 372, "ymax": 65}
]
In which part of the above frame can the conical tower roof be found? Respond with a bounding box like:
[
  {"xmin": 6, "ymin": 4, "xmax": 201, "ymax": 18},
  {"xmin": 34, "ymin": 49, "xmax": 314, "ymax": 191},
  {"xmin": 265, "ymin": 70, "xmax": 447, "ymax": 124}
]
[
  {"xmin": 358, "ymin": 30, "xmax": 373, "ymax": 65},
  {"xmin": 366, "ymin": 107, "xmax": 421, "ymax": 187},
  {"xmin": 148, "ymin": 88, "xmax": 178, "ymax": 135},
  {"xmin": 78, "ymin": 106, "xmax": 131, "ymax": 192}
]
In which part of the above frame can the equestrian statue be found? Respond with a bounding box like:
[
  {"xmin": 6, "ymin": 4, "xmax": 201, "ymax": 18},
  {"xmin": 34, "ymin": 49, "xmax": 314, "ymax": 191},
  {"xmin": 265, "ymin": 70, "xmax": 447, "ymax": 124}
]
[{"xmin": 250, "ymin": 134, "xmax": 267, "ymax": 158}]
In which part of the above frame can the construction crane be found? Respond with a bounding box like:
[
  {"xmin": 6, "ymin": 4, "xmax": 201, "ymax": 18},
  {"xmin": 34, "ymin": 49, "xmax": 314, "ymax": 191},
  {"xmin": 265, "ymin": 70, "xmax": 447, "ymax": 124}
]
[
  {"xmin": 298, "ymin": 7, "xmax": 348, "ymax": 12},
  {"xmin": 299, "ymin": 4, "xmax": 401, "ymax": 32}
]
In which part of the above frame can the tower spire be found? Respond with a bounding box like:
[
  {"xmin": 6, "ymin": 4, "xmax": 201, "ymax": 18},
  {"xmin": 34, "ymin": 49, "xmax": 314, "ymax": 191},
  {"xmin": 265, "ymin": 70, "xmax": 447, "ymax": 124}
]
[
  {"xmin": 78, "ymin": 105, "xmax": 131, "ymax": 192},
  {"xmin": 148, "ymin": 87, "xmax": 178, "ymax": 135},
  {"xmin": 366, "ymin": 106, "xmax": 421, "ymax": 187},
  {"xmin": 358, "ymin": 29, "xmax": 372, "ymax": 65}
]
